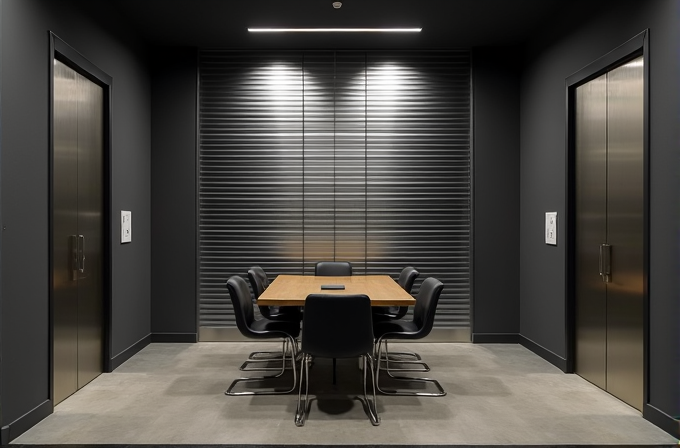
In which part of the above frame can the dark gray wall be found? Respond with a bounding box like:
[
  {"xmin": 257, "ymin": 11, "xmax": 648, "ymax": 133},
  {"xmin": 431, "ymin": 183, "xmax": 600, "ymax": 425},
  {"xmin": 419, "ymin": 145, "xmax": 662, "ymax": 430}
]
[
  {"xmin": 150, "ymin": 48, "xmax": 197, "ymax": 339},
  {"xmin": 519, "ymin": 0, "xmax": 679, "ymax": 425},
  {"xmin": 471, "ymin": 47, "xmax": 520, "ymax": 340},
  {"xmin": 0, "ymin": 0, "xmax": 151, "ymax": 431}
]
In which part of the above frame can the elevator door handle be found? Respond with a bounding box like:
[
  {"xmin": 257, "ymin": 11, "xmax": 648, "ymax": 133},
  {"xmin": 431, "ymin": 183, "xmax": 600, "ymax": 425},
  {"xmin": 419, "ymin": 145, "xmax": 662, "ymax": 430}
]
[
  {"xmin": 78, "ymin": 235, "xmax": 85, "ymax": 274},
  {"xmin": 71, "ymin": 235, "xmax": 79, "ymax": 281},
  {"xmin": 599, "ymin": 244, "xmax": 611, "ymax": 283}
]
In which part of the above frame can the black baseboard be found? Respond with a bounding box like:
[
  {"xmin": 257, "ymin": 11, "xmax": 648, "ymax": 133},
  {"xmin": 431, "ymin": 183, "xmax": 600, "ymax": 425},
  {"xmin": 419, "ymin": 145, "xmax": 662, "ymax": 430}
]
[
  {"xmin": 5, "ymin": 399, "xmax": 52, "ymax": 443},
  {"xmin": 108, "ymin": 334, "xmax": 151, "ymax": 371},
  {"xmin": 644, "ymin": 402, "xmax": 680, "ymax": 439},
  {"xmin": 519, "ymin": 335, "xmax": 568, "ymax": 372},
  {"xmin": 471, "ymin": 333, "xmax": 519, "ymax": 343},
  {"xmin": 151, "ymin": 332, "xmax": 198, "ymax": 343},
  {"xmin": 1, "ymin": 425, "xmax": 9, "ymax": 445}
]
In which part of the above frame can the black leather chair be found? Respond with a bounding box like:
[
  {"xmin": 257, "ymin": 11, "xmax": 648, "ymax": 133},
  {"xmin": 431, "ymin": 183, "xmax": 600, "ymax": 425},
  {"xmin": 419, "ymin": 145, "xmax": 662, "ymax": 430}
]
[
  {"xmin": 248, "ymin": 266, "xmax": 301, "ymax": 321},
  {"xmin": 295, "ymin": 294, "xmax": 379, "ymax": 426},
  {"xmin": 372, "ymin": 266, "xmax": 425, "ymax": 372},
  {"xmin": 243, "ymin": 266, "xmax": 301, "ymax": 371},
  {"xmin": 247, "ymin": 265, "xmax": 272, "ymax": 316},
  {"xmin": 372, "ymin": 266, "xmax": 420, "ymax": 321},
  {"xmin": 248, "ymin": 266, "xmax": 302, "ymax": 320},
  {"xmin": 314, "ymin": 261, "xmax": 352, "ymax": 276},
  {"xmin": 373, "ymin": 277, "xmax": 446, "ymax": 397},
  {"xmin": 314, "ymin": 260, "xmax": 353, "ymax": 383},
  {"xmin": 224, "ymin": 275, "xmax": 300, "ymax": 395}
]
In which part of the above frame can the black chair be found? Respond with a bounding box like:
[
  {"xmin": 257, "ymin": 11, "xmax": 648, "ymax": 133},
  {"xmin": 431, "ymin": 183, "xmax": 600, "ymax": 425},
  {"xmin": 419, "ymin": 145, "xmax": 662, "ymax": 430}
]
[
  {"xmin": 372, "ymin": 266, "xmax": 420, "ymax": 321},
  {"xmin": 373, "ymin": 277, "xmax": 446, "ymax": 397},
  {"xmin": 314, "ymin": 260, "xmax": 353, "ymax": 383},
  {"xmin": 243, "ymin": 266, "xmax": 301, "ymax": 371},
  {"xmin": 315, "ymin": 261, "xmax": 352, "ymax": 276},
  {"xmin": 372, "ymin": 266, "xmax": 425, "ymax": 372},
  {"xmin": 248, "ymin": 266, "xmax": 302, "ymax": 321},
  {"xmin": 224, "ymin": 275, "xmax": 300, "ymax": 396},
  {"xmin": 248, "ymin": 265, "xmax": 272, "ymax": 315},
  {"xmin": 295, "ymin": 294, "xmax": 379, "ymax": 426}
]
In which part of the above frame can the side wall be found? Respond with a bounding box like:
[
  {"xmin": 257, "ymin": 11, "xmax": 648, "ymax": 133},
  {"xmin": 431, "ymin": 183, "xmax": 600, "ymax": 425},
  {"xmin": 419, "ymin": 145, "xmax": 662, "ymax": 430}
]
[
  {"xmin": 471, "ymin": 47, "xmax": 521, "ymax": 341},
  {"xmin": 519, "ymin": 0, "xmax": 679, "ymax": 435},
  {"xmin": 150, "ymin": 48, "xmax": 197, "ymax": 341},
  {"xmin": 0, "ymin": 0, "xmax": 152, "ymax": 439}
]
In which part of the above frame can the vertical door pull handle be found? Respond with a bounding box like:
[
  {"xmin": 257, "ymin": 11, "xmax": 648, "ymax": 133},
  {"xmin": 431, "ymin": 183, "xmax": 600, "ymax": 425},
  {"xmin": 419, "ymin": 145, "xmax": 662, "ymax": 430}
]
[
  {"xmin": 78, "ymin": 234, "xmax": 85, "ymax": 273},
  {"xmin": 599, "ymin": 243, "xmax": 611, "ymax": 283},
  {"xmin": 71, "ymin": 235, "xmax": 79, "ymax": 281},
  {"xmin": 598, "ymin": 244, "xmax": 603, "ymax": 276}
]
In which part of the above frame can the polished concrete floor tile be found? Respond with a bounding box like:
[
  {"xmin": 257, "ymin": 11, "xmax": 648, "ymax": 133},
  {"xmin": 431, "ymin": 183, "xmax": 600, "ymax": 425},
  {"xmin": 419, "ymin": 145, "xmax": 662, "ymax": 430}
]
[{"xmin": 11, "ymin": 342, "xmax": 678, "ymax": 446}]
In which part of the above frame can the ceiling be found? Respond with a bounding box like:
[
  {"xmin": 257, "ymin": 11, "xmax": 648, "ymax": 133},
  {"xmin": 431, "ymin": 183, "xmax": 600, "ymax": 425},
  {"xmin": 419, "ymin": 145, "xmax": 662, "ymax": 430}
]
[{"xmin": 106, "ymin": 0, "xmax": 570, "ymax": 49}]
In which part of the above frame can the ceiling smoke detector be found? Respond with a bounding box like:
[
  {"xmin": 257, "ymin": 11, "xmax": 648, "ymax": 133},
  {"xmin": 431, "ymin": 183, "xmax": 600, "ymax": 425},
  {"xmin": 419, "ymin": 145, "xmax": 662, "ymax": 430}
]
[{"xmin": 332, "ymin": 1, "xmax": 342, "ymax": 9}]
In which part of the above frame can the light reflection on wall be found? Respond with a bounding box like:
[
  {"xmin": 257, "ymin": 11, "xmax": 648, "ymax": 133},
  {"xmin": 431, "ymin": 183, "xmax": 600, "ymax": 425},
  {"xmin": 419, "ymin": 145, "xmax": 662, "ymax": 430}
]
[
  {"xmin": 369, "ymin": 64, "xmax": 409, "ymax": 116},
  {"xmin": 240, "ymin": 59, "xmax": 427, "ymax": 265},
  {"xmin": 254, "ymin": 63, "xmax": 303, "ymax": 117}
]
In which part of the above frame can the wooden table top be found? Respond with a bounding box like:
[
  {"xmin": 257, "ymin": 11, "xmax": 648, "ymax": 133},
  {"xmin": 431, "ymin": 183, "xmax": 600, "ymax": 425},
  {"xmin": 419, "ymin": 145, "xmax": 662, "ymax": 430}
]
[{"xmin": 257, "ymin": 274, "xmax": 416, "ymax": 307}]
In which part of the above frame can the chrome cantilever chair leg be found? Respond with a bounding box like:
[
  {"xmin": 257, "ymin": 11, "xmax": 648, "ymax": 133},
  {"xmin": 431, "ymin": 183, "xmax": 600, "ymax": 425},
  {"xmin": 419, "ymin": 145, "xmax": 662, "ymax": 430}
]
[
  {"xmin": 378, "ymin": 340, "xmax": 430, "ymax": 374},
  {"xmin": 246, "ymin": 339, "xmax": 285, "ymax": 360},
  {"xmin": 296, "ymin": 353, "xmax": 380, "ymax": 427},
  {"xmin": 356, "ymin": 353, "xmax": 380, "ymax": 426},
  {"xmin": 226, "ymin": 335, "xmax": 298, "ymax": 396},
  {"xmin": 240, "ymin": 339, "xmax": 298, "ymax": 371},
  {"xmin": 374, "ymin": 337, "xmax": 446, "ymax": 397},
  {"xmin": 294, "ymin": 353, "xmax": 311, "ymax": 427},
  {"xmin": 382, "ymin": 339, "xmax": 422, "ymax": 360}
]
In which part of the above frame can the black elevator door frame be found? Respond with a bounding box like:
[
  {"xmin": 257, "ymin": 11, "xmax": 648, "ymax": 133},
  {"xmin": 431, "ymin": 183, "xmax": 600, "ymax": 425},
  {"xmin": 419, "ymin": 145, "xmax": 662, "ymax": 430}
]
[
  {"xmin": 49, "ymin": 33, "xmax": 114, "ymax": 408},
  {"xmin": 565, "ymin": 31, "xmax": 649, "ymax": 408}
]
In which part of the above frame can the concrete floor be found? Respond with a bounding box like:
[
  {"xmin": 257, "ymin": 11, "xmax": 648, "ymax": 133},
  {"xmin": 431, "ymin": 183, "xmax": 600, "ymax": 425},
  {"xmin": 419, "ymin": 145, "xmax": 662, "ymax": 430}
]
[{"xmin": 11, "ymin": 342, "xmax": 678, "ymax": 446}]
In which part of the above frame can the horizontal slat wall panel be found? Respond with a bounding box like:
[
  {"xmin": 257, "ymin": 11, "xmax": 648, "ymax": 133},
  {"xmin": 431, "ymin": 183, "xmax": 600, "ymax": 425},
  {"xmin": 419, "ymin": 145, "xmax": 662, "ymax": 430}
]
[
  {"xmin": 301, "ymin": 52, "xmax": 337, "ymax": 273},
  {"xmin": 366, "ymin": 52, "xmax": 471, "ymax": 329},
  {"xmin": 199, "ymin": 50, "xmax": 470, "ymax": 334},
  {"xmin": 199, "ymin": 52, "xmax": 304, "ymax": 326},
  {"xmin": 303, "ymin": 52, "xmax": 369, "ymax": 274},
  {"xmin": 334, "ymin": 53, "xmax": 368, "ymax": 274}
]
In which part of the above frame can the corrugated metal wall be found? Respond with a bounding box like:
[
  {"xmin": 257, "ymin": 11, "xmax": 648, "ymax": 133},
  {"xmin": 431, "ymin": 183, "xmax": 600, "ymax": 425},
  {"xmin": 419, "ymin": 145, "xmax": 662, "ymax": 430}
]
[{"xmin": 199, "ymin": 50, "xmax": 470, "ymax": 340}]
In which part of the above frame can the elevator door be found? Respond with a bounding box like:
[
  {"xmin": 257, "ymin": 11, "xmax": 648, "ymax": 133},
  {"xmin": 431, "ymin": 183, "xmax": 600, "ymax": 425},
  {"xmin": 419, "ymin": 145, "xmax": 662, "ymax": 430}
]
[
  {"xmin": 53, "ymin": 59, "xmax": 104, "ymax": 405},
  {"xmin": 575, "ymin": 56, "xmax": 644, "ymax": 411}
]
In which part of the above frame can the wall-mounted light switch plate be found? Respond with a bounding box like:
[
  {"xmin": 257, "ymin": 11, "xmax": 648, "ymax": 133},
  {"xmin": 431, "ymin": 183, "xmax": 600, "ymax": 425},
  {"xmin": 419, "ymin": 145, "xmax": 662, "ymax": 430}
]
[
  {"xmin": 545, "ymin": 212, "xmax": 557, "ymax": 245},
  {"xmin": 121, "ymin": 210, "xmax": 132, "ymax": 243}
]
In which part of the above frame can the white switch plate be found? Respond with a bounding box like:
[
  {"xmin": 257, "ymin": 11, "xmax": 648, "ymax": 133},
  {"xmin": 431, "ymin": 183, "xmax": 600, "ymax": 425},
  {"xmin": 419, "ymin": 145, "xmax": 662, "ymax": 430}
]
[
  {"xmin": 545, "ymin": 212, "xmax": 557, "ymax": 245},
  {"xmin": 121, "ymin": 210, "xmax": 132, "ymax": 243}
]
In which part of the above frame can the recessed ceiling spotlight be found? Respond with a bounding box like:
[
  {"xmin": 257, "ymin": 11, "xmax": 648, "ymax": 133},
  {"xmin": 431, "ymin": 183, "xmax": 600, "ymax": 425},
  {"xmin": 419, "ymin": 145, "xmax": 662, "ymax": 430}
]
[{"xmin": 332, "ymin": 1, "xmax": 342, "ymax": 8}]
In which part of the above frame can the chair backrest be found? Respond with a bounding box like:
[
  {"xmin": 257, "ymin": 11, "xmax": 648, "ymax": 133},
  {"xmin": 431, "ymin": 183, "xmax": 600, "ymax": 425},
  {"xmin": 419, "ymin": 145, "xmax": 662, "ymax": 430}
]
[
  {"xmin": 411, "ymin": 277, "xmax": 444, "ymax": 338},
  {"xmin": 314, "ymin": 261, "xmax": 352, "ymax": 276},
  {"xmin": 397, "ymin": 266, "xmax": 419, "ymax": 293},
  {"xmin": 226, "ymin": 275, "xmax": 256, "ymax": 336},
  {"xmin": 302, "ymin": 294, "xmax": 373, "ymax": 358},
  {"xmin": 390, "ymin": 266, "xmax": 420, "ymax": 319},
  {"xmin": 247, "ymin": 265, "xmax": 269, "ymax": 299}
]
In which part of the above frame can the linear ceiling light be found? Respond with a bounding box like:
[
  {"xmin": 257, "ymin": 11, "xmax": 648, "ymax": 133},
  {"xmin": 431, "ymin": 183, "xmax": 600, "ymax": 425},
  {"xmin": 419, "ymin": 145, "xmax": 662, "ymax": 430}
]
[{"xmin": 248, "ymin": 28, "xmax": 422, "ymax": 33}]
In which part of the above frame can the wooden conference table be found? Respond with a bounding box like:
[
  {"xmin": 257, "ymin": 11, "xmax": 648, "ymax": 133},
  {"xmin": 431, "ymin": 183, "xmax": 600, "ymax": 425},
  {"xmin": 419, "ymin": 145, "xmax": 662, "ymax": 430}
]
[{"xmin": 257, "ymin": 275, "xmax": 416, "ymax": 307}]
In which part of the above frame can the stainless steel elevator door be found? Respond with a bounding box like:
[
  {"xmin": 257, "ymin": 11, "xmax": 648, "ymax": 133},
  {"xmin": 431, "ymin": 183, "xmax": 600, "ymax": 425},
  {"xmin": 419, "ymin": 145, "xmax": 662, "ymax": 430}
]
[
  {"xmin": 575, "ymin": 73, "xmax": 608, "ymax": 391},
  {"xmin": 605, "ymin": 57, "xmax": 644, "ymax": 409},
  {"xmin": 53, "ymin": 60, "xmax": 104, "ymax": 405},
  {"xmin": 574, "ymin": 56, "xmax": 644, "ymax": 411}
]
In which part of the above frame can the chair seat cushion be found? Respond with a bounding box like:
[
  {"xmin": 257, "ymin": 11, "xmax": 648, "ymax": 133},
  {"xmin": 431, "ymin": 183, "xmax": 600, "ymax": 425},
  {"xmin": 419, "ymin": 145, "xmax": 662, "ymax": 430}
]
[
  {"xmin": 250, "ymin": 318, "xmax": 300, "ymax": 338},
  {"xmin": 373, "ymin": 319, "xmax": 419, "ymax": 338}
]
